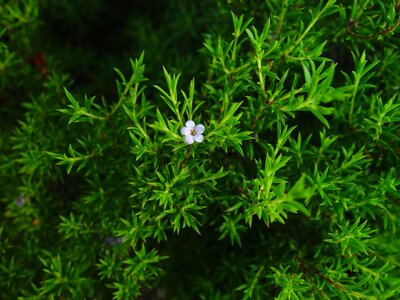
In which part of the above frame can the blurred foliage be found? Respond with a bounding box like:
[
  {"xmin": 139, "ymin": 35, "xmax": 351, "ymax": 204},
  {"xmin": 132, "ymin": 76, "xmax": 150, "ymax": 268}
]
[{"xmin": 1, "ymin": 0, "xmax": 400, "ymax": 299}]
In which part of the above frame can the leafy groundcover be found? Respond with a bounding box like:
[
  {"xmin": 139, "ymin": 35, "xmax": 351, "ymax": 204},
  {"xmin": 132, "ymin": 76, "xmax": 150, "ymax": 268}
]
[{"xmin": 1, "ymin": 0, "xmax": 400, "ymax": 299}]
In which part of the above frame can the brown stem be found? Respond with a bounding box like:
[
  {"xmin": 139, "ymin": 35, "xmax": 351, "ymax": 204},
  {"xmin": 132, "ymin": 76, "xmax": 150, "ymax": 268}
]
[
  {"xmin": 296, "ymin": 253, "xmax": 346, "ymax": 293},
  {"xmin": 346, "ymin": 1, "xmax": 400, "ymax": 39},
  {"xmin": 179, "ymin": 145, "xmax": 191, "ymax": 169}
]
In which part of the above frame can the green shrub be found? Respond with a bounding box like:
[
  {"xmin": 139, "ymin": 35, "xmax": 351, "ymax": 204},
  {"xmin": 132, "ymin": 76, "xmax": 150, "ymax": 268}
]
[{"xmin": 1, "ymin": 0, "xmax": 400, "ymax": 299}]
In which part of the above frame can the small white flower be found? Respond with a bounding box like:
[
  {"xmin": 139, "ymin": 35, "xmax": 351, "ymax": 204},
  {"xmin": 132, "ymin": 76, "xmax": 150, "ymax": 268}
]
[{"xmin": 180, "ymin": 120, "xmax": 205, "ymax": 145}]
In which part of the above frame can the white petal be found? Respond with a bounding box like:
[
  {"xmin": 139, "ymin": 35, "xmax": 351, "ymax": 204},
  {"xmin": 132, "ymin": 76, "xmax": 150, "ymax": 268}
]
[
  {"xmin": 185, "ymin": 120, "xmax": 195, "ymax": 129},
  {"xmin": 194, "ymin": 124, "xmax": 205, "ymax": 134},
  {"xmin": 184, "ymin": 135, "xmax": 195, "ymax": 144},
  {"xmin": 180, "ymin": 126, "xmax": 191, "ymax": 136},
  {"xmin": 194, "ymin": 134, "xmax": 204, "ymax": 143}
]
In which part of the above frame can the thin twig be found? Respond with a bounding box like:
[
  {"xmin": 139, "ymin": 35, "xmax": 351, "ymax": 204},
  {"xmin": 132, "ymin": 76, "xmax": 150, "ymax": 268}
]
[{"xmin": 346, "ymin": 1, "xmax": 400, "ymax": 39}]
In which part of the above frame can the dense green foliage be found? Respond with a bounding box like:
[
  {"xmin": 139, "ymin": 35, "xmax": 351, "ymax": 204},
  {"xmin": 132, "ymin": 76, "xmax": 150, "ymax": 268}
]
[{"xmin": 1, "ymin": 0, "xmax": 400, "ymax": 299}]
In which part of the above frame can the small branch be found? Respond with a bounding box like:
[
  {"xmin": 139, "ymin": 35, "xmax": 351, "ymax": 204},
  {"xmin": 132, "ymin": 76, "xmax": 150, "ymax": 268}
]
[
  {"xmin": 346, "ymin": 1, "xmax": 400, "ymax": 39},
  {"xmin": 276, "ymin": 0, "xmax": 288, "ymax": 37},
  {"xmin": 179, "ymin": 145, "xmax": 191, "ymax": 169},
  {"xmin": 296, "ymin": 252, "xmax": 350, "ymax": 294}
]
